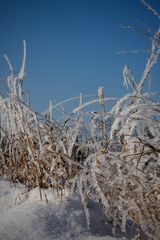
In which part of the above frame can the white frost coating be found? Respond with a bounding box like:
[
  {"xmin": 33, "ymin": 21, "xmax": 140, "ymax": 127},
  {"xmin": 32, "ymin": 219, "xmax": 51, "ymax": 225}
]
[
  {"xmin": 4, "ymin": 54, "xmax": 14, "ymax": 77},
  {"xmin": 49, "ymin": 99, "xmax": 53, "ymax": 120},
  {"xmin": 73, "ymin": 97, "xmax": 118, "ymax": 113},
  {"xmin": 4, "ymin": 41, "xmax": 26, "ymax": 99},
  {"xmin": 138, "ymin": 27, "xmax": 160, "ymax": 93},
  {"xmin": 18, "ymin": 40, "xmax": 26, "ymax": 81},
  {"xmin": 123, "ymin": 65, "xmax": 138, "ymax": 93},
  {"xmin": 141, "ymin": 0, "xmax": 160, "ymax": 20},
  {"xmin": 18, "ymin": 40, "xmax": 26, "ymax": 99},
  {"xmin": 98, "ymin": 86, "xmax": 103, "ymax": 98}
]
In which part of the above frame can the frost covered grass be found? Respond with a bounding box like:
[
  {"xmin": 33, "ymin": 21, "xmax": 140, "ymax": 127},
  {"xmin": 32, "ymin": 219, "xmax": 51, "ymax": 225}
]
[{"xmin": 0, "ymin": 1, "xmax": 160, "ymax": 239}]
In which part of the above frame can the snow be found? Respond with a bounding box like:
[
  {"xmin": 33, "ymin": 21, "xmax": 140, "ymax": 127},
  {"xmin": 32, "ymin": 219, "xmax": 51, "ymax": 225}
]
[{"xmin": 0, "ymin": 179, "xmax": 125, "ymax": 240}]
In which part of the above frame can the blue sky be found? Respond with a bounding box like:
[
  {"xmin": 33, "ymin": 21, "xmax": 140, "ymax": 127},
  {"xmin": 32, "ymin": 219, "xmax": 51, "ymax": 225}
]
[{"xmin": 0, "ymin": 0, "xmax": 159, "ymax": 112}]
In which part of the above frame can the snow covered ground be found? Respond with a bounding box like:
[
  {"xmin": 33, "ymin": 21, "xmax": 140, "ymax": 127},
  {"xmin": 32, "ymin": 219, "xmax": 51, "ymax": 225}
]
[{"xmin": 0, "ymin": 178, "xmax": 126, "ymax": 240}]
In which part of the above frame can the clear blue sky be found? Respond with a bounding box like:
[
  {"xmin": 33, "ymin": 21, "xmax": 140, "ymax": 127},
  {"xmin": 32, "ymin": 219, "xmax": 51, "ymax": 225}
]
[{"xmin": 0, "ymin": 0, "xmax": 159, "ymax": 112}]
